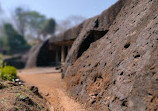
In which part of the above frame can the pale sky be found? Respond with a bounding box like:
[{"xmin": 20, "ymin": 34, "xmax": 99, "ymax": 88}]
[{"xmin": 1, "ymin": 0, "xmax": 118, "ymax": 21}]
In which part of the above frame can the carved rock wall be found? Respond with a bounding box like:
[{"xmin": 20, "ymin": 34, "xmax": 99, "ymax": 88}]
[{"xmin": 65, "ymin": 0, "xmax": 158, "ymax": 110}]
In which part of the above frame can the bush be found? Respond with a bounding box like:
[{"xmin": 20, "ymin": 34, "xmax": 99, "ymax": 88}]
[
  {"xmin": 0, "ymin": 54, "xmax": 3, "ymax": 68},
  {"xmin": 0, "ymin": 66, "xmax": 17, "ymax": 81}
]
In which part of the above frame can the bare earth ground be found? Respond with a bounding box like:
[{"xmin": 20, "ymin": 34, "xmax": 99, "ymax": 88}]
[{"xmin": 18, "ymin": 67, "xmax": 86, "ymax": 111}]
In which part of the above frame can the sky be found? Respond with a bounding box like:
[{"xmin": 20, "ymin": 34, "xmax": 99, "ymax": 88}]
[{"xmin": 0, "ymin": 0, "xmax": 118, "ymax": 21}]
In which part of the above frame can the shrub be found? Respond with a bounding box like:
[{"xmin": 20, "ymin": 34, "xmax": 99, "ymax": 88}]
[
  {"xmin": 0, "ymin": 66, "xmax": 17, "ymax": 81},
  {"xmin": 0, "ymin": 54, "xmax": 3, "ymax": 68}
]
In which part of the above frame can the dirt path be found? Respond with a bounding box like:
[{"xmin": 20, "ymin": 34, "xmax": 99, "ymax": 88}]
[{"xmin": 18, "ymin": 67, "xmax": 86, "ymax": 111}]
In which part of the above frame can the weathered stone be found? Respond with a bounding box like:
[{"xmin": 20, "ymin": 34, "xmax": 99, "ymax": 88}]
[
  {"xmin": 25, "ymin": 40, "xmax": 58, "ymax": 68},
  {"xmin": 25, "ymin": 42, "xmax": 45, "ymax": 68},
  {"xmin": 0, "ymin": 83, "xmax": 4, "ymax": 89},
  {"xmin": 29, "ymin": 86, "xmax": 43, "ymax": 98},
  {"xmin": 25, "ymin": 0, "xmax": 126, "ymax": 70},
  {"xmin": 65, "ymin": 0, "xmax": 158, "ymax": 110},
  {"xmin": 4, "ymin": 55, "xmax": 25, "ymax": 69},
  {"xmin": 63, "ymin": 0, "xmax": 126, "ymax": 78}
]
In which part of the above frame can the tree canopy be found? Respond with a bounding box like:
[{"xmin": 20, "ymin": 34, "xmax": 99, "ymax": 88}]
[
  {"xmin": 40, "ymin": 18, "xmax": 56, "ymax": 36},
  {"xmin": 0, "ymin": 3, "xmax": 2, "ymax": 13},
  {"xmin": 2, "ymin": 23, "xmax": 30, "ymax": 54},
  {"xmin": 14, "ymin": 7, "xmax": 47, "ymax": 41}
]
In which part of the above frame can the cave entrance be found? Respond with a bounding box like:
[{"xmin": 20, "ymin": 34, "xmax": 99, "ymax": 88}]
[
  {"xmin": 36, "ymin": 39, "xmax": 73, "ymax": 67},
  {"xmin": 61, "ymin": 45, "xmax": 71, "ymax": 65},
  {"xmin": 36, "ymin": 40, "xmax": 58, "ymax": 67},
  {"xmin": 77, "ymin": 30, "xmax": 108, "ymax": 58}
]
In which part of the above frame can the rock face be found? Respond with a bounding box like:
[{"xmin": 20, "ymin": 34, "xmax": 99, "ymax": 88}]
[
  {"xmin": 25, "ymin": 0, "xmax": 125, "ymax": 70},
  {"xmin": 4, "ymin": 55, "xmax": 25, "ymax": 69},
  {"xmin": 25, "ymin": 40, "xmax": 58, "ymax": 68},
  {"xmin": 25, "ymin": 42, "xmax": 45, "ymax": 68},
  {"xmin": 65, "ymin": 0, "xmax": 158, "ymax": 110},
  {"xmin": 63, "ymin": 0, "xmax": 126, "ymax": 78},
  {"xmin": 25, "ymin": 24, "xmax": 83, "ymax": 68}
]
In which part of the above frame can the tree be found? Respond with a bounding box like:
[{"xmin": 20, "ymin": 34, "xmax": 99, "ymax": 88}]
[
  {"xmin": 13, "ymin": 7, "xmax": 46, "ymax": 41},
  {"xmin": 2, "ymin": 23, "xmax": 30, "ymax": 54},
  {"xmin": 40, "ymin": 18, "xmax": 56, "ymax": 36},
  {"xmin": 24, "ymin": 11, "xmax": 46, "ymax": 34},
  {"xmin": 0, "ymin": 3, "xmax": 2, "ymax": 13},
  {"xmin": 0, "ymin": 2, "xmax": 3, "ymax": 29},
  {"xmin": 0, "ymin": 37, "xmax": 4, "ymax": 48},
  {"xmin": 14, "ymin": 7, "xmax": 28, "ymax": 36}
]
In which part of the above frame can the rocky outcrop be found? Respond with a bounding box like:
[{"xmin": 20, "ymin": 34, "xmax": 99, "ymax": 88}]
[
  {"xmin": 25, "ymin": 23, "xmax": 83, "ymax": 68},
  {"xmin": 25, "ymin": 0, "xmax": 125, "ymax": 70},
  {"xmin": 65, "ymin": 0, "xmax": 158, "ymax": 110},
  {"xmin": 49, "ymin": 23, "xmax": 83, "ymax": 44},
  {"xmin": 25, "ymin": 40, "xmax": 58, "ymax": 68},
  {"xmin": 62, "ymin": 0, "xmax": 126, "ymax": 78},
  {"xmin": 25, "ymin": 42, "xmax": 45, "ymax": 68},
  {"xmin": 4, "ymin": 55, "xmax": 25, "ymax": 69}
]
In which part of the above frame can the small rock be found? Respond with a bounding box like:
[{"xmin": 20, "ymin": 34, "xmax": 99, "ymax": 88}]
[
  {"xmin": 45, "ymin": 93, "xmax": 49, "ymax": 96},
  {"xmin": 0, "ymin": 83, "xmax": 4, "ymax": 89},
  {"xmin": 6, "ymin": 81, "xmax": 18, "ymax": 86},
  {"xmin": 29, "ymin": 86, "xmax": 39, "ymax": 94},
  {"xmin": 56, "ymin": 66, "xmax": 61, "ymax": 70},
  {"xmin": 18, "ymin": 82, "xmax": 22, "ymax": 85},
  {"xmin": 15, "ymin": 79, "xmax": 20, "ymax": 82},
  {"xmin": 29, "ymin": 86, "xmax": 43, "ymax": 98}
]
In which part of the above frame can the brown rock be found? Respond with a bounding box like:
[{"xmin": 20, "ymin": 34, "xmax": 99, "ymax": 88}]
[
  {"xmin": 0, "ymin": 83, "xmax": 4, "ymax": 89},
  {"xmin": 25, "ymin": 41, "xmax": 46, "ymax": 68},
  {"xmin": 29, "ymin": 86, "xmax": 43, "ymax": 98},
  {"xmin": 25, "ymin": 40, "xmax": 58, "ymax": 68},
  {"xmin": 65, "ymin": 0, "xmax": 158, "ymax": 110},
  {"xmin": 63, "ymin": 0, "xmax": 126, "ymax": 78}
]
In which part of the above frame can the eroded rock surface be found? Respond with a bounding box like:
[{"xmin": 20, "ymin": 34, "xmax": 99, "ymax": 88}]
[
  {"xmin": 65, "ymin": 0, "xmax": 158, "ymax": 110},
  {"xmin": 25, "ymin": 40, "xmax": 58, "ymax": 68},
  {"xmin": 63, "ymin": 0, "xmax": 126, "ymax": 78},
  {"xmin": 25, "ymin": 42, "xmax": 45, "ymax": 68}
]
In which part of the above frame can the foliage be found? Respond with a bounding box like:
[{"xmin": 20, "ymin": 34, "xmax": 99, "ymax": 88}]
[
  {"xmin": 0, "ymin": 2, "xmax": 2, "ymax": 13},
  {"xmin": 0, "ymin": 37, "xmax": 4, "ymax": 49},
  {"xmin": 24, "ymin": 11, "xmax": 46, "ymax": 31},
  {"xmin": 40, "ymin": 18, "xmax": 56, "ymax": 36},
  {"xmin": 2, "ymin": 23, "xmax": 30, "ymax": 54},
  {"xmin": 14, "ymin": 7, "xmax": 27, "ymax": 36},
  {"xmin": 0, "ymin": 54, "xmax": 17, "ymax": 81},
  {"xmin": 14, "ymin": 7, "xmax": 47, "ymax": 41},
  {"xmin": 0, "ymin": 66, "xmax": 17, "ymax": 81},
  {"xmin": 0, "ymin": 53, "xmax": 3, "ymax": 68}
]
